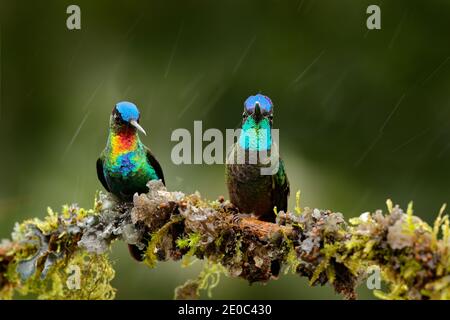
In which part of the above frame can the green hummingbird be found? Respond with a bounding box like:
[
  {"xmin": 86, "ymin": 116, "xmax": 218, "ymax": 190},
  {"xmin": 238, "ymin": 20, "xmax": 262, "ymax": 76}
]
[
  {"xmin": 97, "ymin": 101, "xmax": 165, "ymax": 260},
  {"xmin": 226, "ymin": 94, "xmax": 290, "ymax": 222}
]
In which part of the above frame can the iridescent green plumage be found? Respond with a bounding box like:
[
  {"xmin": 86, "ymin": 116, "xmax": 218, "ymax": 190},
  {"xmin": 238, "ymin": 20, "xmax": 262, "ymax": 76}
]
[
  {"xmin": 226, "ymin": 94, "xmax": 290, "ymax": 222},
  {"xmin": 97, "ymin": 102, "xmax": 164, "ymax": 201}
]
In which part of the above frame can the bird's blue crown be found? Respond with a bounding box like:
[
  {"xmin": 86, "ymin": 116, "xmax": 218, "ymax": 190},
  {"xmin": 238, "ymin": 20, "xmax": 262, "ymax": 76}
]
[
  {"xmin": 244, "ymin": 94, "xmax": 273, "ymax": 113},
  {"xmin": 116, "ymin": 101, "xmax": 140, "ymax": 122}
]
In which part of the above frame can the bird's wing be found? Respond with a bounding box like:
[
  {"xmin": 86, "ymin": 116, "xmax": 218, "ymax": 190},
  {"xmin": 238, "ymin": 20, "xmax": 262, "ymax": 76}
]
[
  {"xmin": 146, "ymin": 147, "xmax": 166, "ymax": 186},
  {"xmin": 96, "ymin": 156, "xmax": 110, "ymax": 192},
  {"xmin": 272, "ymin": 157, "xmax": 290, "ymax": 212}
]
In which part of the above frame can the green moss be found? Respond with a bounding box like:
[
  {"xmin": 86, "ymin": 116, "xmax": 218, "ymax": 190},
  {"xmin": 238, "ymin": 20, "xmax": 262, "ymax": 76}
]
[
  {"xmin": 294, "ymin": 190, "xmax": 302, "ymax": 215},
  {"xmin": 176, "ymin": 233, "xmax": 201, "ymax": 267},
  {"xmin": 144, "ymin": 216, "xmax": 184, "ymax": 268},
  {"xmin": 198, "ymin": 260, "xmax": 226, "ymax": 298},
  {"xmin": 310, "ymin": 243, "xmax": 338, "ymax": 285},
  {"xmin": 174, "ymin": 260, "xmax": 226, "ymax": 299},
  {"xmin": 283, "ymin": 234, "xmax": 299, "ymax": 275},
  {"xmin": 405, "ymin": 201, "xmax": 415, "ymax": 233},
  {"xmin": 15, "ymin": 251, "xmax": 115, "ymax": 300},
  {"xmin": 386, "ymin": 199, "xmax": 394, "ymax": 214},
  {"xmin": 400, "ymin": 258, "xmax": 422, "ymax": 281},
  {"xmin": 1, "ymin": 202, "xmax": 116, "ymax": 300}
]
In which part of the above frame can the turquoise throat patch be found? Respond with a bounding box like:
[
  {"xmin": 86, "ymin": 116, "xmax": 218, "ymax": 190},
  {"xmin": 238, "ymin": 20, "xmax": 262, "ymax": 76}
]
[{"xmin": 239, "ymin": 117, "xmax": 272, "ymax": 151}]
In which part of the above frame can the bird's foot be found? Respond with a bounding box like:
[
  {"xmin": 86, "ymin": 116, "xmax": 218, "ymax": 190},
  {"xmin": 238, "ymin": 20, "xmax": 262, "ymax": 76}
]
[
  {"xmin": 219, "ymin": 199, "xmax": 239, "ymax": 214},
  {"xmin": 231, "ymin": 213, "xmax": 255, "ymax": 224}
]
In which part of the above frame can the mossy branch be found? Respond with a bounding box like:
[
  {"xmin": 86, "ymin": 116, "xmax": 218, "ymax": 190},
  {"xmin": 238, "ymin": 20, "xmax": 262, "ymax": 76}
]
[{"xmin": 0, "ymin": 181, "xmax": 449, "ymax": 300}]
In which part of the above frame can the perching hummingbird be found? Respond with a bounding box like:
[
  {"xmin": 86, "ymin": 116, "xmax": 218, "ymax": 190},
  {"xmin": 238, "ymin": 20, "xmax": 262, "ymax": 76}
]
[
  {"xmin": 97, "ymin": 101, "xmax": 165, "ymax": 260},
  {"xmin": 226, "ymin": 94, "xmax": 290, "ymax": 222}
]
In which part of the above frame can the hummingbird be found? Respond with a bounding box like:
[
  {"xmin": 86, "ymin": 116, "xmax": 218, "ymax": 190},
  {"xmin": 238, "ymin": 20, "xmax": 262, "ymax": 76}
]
[
  {"xmin": 97, "ymin": 101, "xmax": 165, "ymax": 260},
  {"xmin": 226, "ymin": 94, "xmax": 290, "ymax": 222}
]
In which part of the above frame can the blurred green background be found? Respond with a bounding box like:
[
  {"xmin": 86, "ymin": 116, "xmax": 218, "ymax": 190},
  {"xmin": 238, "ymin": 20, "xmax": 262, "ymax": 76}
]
[{"xmin": 0, "ymin": 0, "xmax": 449, "ymax": 299}]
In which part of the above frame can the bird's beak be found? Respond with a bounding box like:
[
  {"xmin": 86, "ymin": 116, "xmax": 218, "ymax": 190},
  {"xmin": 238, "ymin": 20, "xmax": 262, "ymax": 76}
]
[
  {"xmin": 130, "ymin": 119, "xmax": 147, "ymax": 136},
  {"xmin": 253, "ymin": 103, "xmax": 263, "ymax": 122}
]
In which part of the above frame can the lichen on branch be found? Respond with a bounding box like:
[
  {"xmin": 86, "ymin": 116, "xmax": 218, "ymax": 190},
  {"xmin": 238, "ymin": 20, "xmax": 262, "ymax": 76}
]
[{"xmin": 0, "ymin": 181, "xmax": 449, "ymax": 300}]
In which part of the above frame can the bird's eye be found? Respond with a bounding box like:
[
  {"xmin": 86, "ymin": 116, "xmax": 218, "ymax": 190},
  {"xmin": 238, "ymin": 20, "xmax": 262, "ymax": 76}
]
[{"xmin": 242, "ymin": 112, "xmax": 247, "ymax": 117}]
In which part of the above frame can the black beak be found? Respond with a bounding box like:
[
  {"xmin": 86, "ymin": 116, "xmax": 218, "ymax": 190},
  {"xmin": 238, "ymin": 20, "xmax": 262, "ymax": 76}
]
[{"xmin": 253, "ymin": 103, "xmax": 263, "ymax": 122}]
